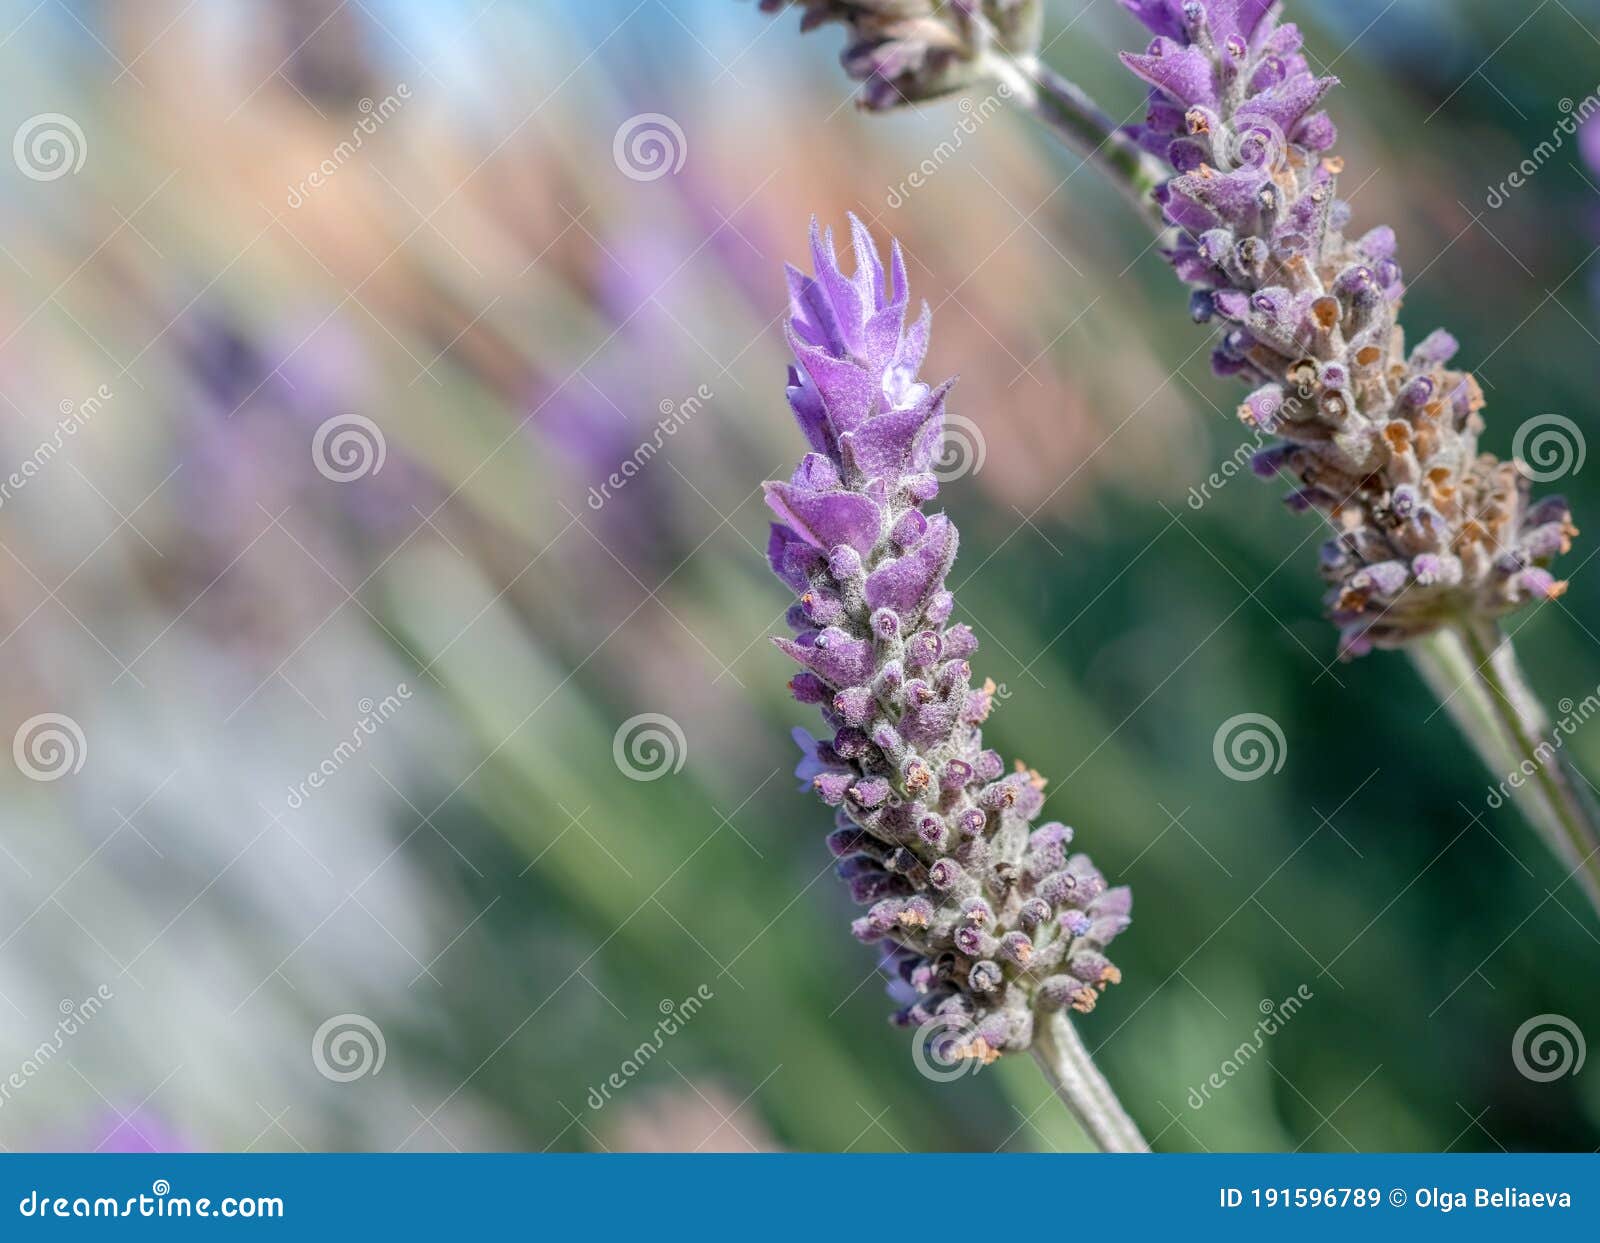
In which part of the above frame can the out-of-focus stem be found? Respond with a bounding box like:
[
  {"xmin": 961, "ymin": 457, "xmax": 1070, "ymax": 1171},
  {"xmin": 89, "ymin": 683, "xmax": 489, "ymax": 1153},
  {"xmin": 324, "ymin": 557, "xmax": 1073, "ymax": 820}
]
[
  {"xmin": 1030, "ymin": 1009, "xmax": 1150, "ymax": 1153},
  {"xmin": 1411, "ymin": 623, "xmax": 1600, "ymax": 918},
  {"xmin": 979, "ymin": 51, "xmax": 1167, "ymax": 230}
]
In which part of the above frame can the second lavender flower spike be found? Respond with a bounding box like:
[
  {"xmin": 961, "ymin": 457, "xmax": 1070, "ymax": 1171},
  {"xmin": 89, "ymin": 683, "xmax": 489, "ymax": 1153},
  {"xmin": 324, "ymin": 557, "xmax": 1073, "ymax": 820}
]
[
  {"xmin": 1118, "ymin": 0, "xmax": 1575, "ymax": 658},
  {"xmin": 764, "ymin": 216, "xmax": 1147, "ymax": 1151}
]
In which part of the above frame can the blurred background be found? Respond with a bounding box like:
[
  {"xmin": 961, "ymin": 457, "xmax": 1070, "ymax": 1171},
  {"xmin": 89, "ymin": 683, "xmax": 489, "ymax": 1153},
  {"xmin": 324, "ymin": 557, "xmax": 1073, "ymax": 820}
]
[{"xmin": 2, "ymin": 0, "xmax": 1600, "ymax": 1153}]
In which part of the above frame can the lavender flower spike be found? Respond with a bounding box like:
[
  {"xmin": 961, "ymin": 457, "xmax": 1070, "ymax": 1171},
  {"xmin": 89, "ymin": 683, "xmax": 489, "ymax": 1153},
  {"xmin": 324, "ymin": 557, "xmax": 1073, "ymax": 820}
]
[
  {"xmin": 1117, "ymin": 0, "xmax": 1576, "ymax": 658},
  {"xmin": 755, "ymin": 1, "xmax": 1042, "ymax": 111},
  {"xmin": 764, "ymin": 218, "xmax": 1144, "ymax": 1148}
]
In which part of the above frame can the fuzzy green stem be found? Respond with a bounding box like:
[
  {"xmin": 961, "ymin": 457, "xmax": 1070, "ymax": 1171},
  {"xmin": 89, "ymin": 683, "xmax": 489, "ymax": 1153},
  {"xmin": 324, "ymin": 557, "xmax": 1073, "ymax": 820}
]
[
  {"xmin": 1411, "ymin": 623, "xmax": 1600, "ymax": 917},
  {"xmin": 1030, "ymin": 1009, "xmax": 1150, "ymax": 1152},
  {"xmin": 980, "ymin": 51, "xmax": 1168, "ymax": 229}
]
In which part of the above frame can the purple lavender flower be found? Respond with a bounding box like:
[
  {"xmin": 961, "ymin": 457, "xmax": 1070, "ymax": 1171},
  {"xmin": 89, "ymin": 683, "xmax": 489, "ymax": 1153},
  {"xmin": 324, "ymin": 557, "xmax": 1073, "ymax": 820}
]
[
  {"xmin": 756, "ymin": 0, "xmax": 1041, "ymax": 110},
  {"xmin": 1118, "ymin": 0, "xmax": 1575, "ymax": 656},
  {"xmin": 764, "ymin": 217, "xmax": 1130, "ymax": 1061}
]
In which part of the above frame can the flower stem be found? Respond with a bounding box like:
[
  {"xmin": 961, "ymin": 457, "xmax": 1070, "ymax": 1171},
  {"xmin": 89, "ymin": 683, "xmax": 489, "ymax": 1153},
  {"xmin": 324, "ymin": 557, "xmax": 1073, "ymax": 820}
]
[
  {"xmin": 980, "ymin": 52, "xmax": 1168, "ymax": 230},
  {"xmin": 1030, "ymin": 1009, "xmax": 1150, "ymax": 1152},
  {"xmin": 1410, "ymin": 621, "xmax": 1600, "ymax": 917}
]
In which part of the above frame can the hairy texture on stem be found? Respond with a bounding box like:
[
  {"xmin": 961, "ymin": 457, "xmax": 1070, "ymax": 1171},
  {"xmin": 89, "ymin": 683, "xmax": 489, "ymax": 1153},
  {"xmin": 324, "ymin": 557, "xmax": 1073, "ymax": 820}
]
[
  {"xmin": 1119, "ymin": 0, "xmax": 1575, "ymax": 657},
  {"xmin": 765, "ymin": 217, "xmax": 1131, "ymax": 1061},
  {"xmin": 754, "ymin": 0, "xmax": 1042, "ymax": 110}
]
